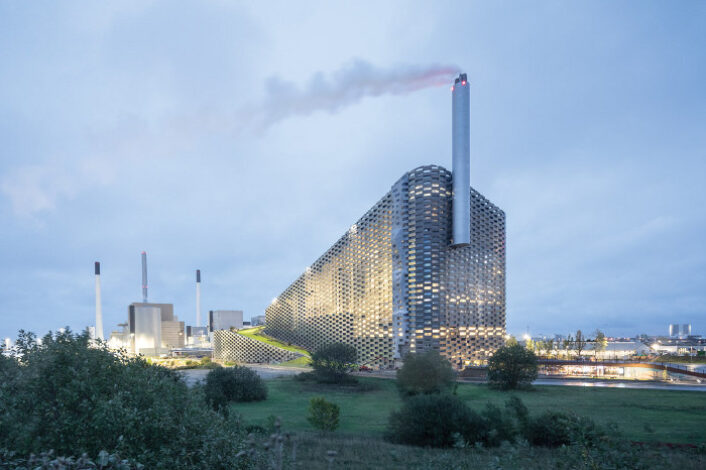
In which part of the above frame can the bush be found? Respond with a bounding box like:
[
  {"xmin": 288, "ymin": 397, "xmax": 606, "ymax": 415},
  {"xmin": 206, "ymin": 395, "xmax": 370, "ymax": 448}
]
[
  {"xmin": 396, "ymin": 350, "xmax": 456, "ymax": 396},
  {"xmin": 0, "ymin": 449, "xmax": 141, "ymax": 469},
  {"xmin": 480, "ymin": 403, "xmax": 517, "ymax": 446},
  {"xmin": 526, "ymin": 411, "xmax": 575, "ymax": 447},
  {"xmin": 526, "ymin": 411, "xmax": 604, "ymax": 447},
  {"xmin": 204, "ymin": 365, "xmax": 267, "ymax": 410},
  {"xmin": 310, "ymin": 343, "xmax": 358, "ymax": 384},
  {"xmin": 487, "ymin": 344, "xmax": 538, "ymax": 390},
  {"xmin": 0, "ymin": 329, "xmax": 252, "ymax": 469},
  {"xmin": 386, "ymin": 394, "xmax": 487, "ymax": 448},
  {"xmin": 307, "ymin": 397, "xmax": 340, "ymax": 432}
]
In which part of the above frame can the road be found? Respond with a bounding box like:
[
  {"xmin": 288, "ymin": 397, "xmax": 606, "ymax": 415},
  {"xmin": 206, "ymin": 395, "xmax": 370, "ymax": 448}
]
[
  {"xmin": 179, "ymin": 365, "xmax": 706, "ymax": 391},
  {"xmin": 178, "ymin": 364, "xmax": 309, "ymax": 386},
  {"xmin": 532, "ymin": 378, "xmax": 706, "ymax": 391}
]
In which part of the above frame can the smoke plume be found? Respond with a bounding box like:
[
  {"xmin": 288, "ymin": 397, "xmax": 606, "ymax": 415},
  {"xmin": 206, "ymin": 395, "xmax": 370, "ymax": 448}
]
[{"xmin": 253, "ymin": 59, "xmax": 460, "ymax": 129}]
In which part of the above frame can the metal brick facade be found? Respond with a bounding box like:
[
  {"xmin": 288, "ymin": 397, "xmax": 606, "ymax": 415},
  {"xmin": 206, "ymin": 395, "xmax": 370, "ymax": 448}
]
[{"xmin": 265, "ymin": 165, "xmax": 505, "ymax": 368}]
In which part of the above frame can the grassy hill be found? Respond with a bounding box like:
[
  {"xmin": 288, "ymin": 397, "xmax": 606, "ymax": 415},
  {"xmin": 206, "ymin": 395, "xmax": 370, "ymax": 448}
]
[{"xmin": 236, "ymin": 326, "xmax": 311, "ymax": 366}]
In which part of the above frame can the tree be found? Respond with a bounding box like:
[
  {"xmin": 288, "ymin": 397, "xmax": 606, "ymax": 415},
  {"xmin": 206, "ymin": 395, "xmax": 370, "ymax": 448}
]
[
  {"xmin": 562, "ymin": 335, "xmax": 574, "ymax": 357},
  {"xmin": 310, "ymin": 342, "xmax": 358, "ymax": 383},
  {"xmin": 307, "ymin": 397, "xmax": 340, "ymax": 432},
  {"xmin": 0, "ymin": 329, "xmax": 251, "ymax": 469},
  {"xmin": 535, "ymin": 340, "xmax": 546, "ymax": 356},
  {"xmin": 505, "ymin": 335, "xmax": 519, "ymax": 346},
  {"xmin": 396, "ymin": 350, "xmax": 456, "ymax": 396},
  {"xmin": 525, "ymin": 338, "xmax": 536, "ymax": 352},
  {"xmin": 574, "ymin": 330, "xmax": 587, "ymax": 358},
  {"xmin": 487, "ymin": 343, "xmax": 538, "ymax": 390},
  {"xmin": 546, "ymin": 338, "xmax": 555, "ymax": 357},
  {"xmin": 594, "ymin": 330, "xmax": 607, "ymax": 358}
]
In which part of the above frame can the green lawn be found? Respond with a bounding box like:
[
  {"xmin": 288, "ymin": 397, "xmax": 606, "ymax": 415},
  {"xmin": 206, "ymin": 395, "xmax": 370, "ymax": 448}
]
[
  {"xmin": 277, "ymin": 355, "xmax": 312, "ymax": 367},
  {"xmin": 237, "ymin": 327, "xmax": 311, "ymax": 357},
  {"xmin": 652, "ymin": 355, "xmax": 706, "ymax": 364},
  {"xmin": 233, "ymin": 377, "xmax": 706, "ymax": 444}
]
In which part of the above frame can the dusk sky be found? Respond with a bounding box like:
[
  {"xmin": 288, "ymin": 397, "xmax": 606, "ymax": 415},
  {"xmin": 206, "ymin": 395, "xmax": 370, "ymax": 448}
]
[{"xmin": 1, "ymin": 1, "xmax": 704, "ymax": 341}]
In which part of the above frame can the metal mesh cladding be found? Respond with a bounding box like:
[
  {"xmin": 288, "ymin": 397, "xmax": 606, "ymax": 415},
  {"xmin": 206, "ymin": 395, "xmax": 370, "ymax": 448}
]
[{"xmin": 265, "ymin": 166, "xmax": 505, "ymax": 369}]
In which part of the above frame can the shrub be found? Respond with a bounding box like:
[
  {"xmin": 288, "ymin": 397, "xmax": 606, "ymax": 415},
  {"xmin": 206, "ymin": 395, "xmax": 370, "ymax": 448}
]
[
  {"xmin": 310, "ymin": 343, "xmax": 357, "ymax": 384},
  {"xmin": 307, "ymin": 397, "xmax": 340, "ymax": 432},
  {"xmin": 396, "ymin": 350, "xmax": 456, "ymax": 396},
  {"xmin": 505, "ymin": 395, "xmax": 530, "ymax": 432},
  {"xmin": 480, "ymin": 403, "xmax": 517, "ymax": 446},
  {"xmin": 0, "ymin": 329, "xmax": 252, "ymax": 469},
  {"xmin": 526, "ymin": 411, "xmax": 575, "ymax": 447},
  {"xmin": 0, "ymin": 449, "xmax": 141, "ymax": 469},
  {"xmin": 386, "ymin": 394, "xmax": 487, "ymax": 448},
  {"xmin": 526, "ymin": 411, "xmax": 604, "ymax": 447},
  {"xmin": 204, "ymin": 365, "xmax": 267, "ymax": 410},
  {"xmin": 487, "ymin": 344, "xmax": 538, "ymax": 390}
]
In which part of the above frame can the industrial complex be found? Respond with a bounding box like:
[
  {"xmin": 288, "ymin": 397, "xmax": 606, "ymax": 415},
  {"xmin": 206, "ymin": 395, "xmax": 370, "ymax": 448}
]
[
  {"xmin": 264, "ymin": 73, "xmax": 506, "ymax": 369},
  {"xmin": 103, "ymin": 253, "xmax": 244, "ymax": 356},
  {"xmin": 85, "ymin": 74, "xmax": 702, "ymax": 374}
]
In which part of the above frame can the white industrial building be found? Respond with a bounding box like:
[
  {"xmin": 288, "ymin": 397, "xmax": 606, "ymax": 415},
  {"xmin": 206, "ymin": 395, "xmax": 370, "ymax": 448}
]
[{"xmin": 209, "ymin": 310, "xmax": 244, "ymax": 331}]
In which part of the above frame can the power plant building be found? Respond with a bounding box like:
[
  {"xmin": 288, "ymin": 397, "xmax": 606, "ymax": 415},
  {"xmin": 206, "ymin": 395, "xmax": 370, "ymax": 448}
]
[
  {"xmin": 209, "ymin": 310, "xmax": 244, "ymax": 332},
  {"xmin": 265, "ymin": 74, "xmax": 506, "ymax": 369},
  {"xmin": 128, "ymin": 302, "xmax": 185, "ymax": 354}
]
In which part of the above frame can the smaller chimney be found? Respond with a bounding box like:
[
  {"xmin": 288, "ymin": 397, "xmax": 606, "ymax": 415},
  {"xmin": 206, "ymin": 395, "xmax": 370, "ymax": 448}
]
[
  {"xmin": 95, "ymin": 261, "xmax": 104, "ymax": 340},
  {"xmin": 141, "ymin": 252, "xmax": 148, "ymax": 303},
  {"xmin": 196, "ymin": 269, "xmax": 202, "ymax": 327}
]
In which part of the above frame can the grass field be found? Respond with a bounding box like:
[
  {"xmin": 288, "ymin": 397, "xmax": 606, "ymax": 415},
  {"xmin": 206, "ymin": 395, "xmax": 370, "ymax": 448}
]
[
  {"xmin": 652, "ymin": 354, "xmax": 706, "ymax": 364},
  {"xmin": 280, "ymin": 433, "xmax": 706, "ymax": 470},
  {"xmin": 233, "ymin": 376, "xmax": 706, "ymax": 444}
]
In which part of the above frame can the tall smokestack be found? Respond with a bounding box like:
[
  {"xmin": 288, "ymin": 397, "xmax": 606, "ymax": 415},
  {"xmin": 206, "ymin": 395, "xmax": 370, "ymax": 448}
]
[
  {"xmin": 196, "ymin": 269, "xmax": 201, "ymax": 327},
  {"xmin": 95, "ymin": 261, "xmax": 104, "ymax": 340},
  {"xmin": 451, "ymin": 73, "xmax": 471, "ymax": 247},
  {"xmin": 141, "ymin": 251, "xmax": 148, "ymax": 303}
]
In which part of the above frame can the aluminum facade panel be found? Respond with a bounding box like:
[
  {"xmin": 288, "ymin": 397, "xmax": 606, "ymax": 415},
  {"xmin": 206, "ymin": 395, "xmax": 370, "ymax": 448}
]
[{"xmin": 265, "ymin": 165, "xmax": 505, "ymax": 368}]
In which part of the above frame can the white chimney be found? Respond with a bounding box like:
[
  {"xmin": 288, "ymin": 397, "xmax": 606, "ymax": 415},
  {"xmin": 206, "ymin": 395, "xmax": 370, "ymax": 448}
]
[
  {"xmin": 95, "ymin": 261, "xmax": 104, "ymax": 340},
  {"xmin": 196, "ymin": 269, "xmax": 202, "ymax": 327},
  {"xmin": 141, "ymin": 251, "xmax": 148, "ymax": 303}
]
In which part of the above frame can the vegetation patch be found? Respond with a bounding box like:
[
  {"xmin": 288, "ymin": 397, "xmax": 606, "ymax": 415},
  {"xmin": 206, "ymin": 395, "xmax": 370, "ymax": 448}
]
[
  {"xmin": 396, "ymin": 350, "xmax": 456, "ymax": 396},
  {"xmin": 233, "ymin": 377, "xmax": 706, "ymax": 444},
  {"xmin": 307, "ymin": 397, "xmax": 340, "ymax": 432},
  {"xmin": 204, "ymin": 365, "xmax": 268, "ymax": 410},
  {"xmin": 487, "ymin": 343, "xmax": 538, "ymax": 390},
  {"xmin": 0, "ymin": 330, "xmax": 253, "ymax": 469},
  {"xmin": 310, "ymin": 342, "xmax": 358, "ymax": 384}
]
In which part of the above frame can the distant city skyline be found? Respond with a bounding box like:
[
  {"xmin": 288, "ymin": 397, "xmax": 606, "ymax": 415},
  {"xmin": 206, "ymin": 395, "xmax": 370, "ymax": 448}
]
[{"xmin": 1, "ymin": 1, "xmax": 705, "ymax": 340}]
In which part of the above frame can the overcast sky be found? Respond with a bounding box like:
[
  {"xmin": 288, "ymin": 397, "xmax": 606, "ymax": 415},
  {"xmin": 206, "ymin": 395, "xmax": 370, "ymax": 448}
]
[{"xmin": 1, "ymin": 1, "xmax": 704, "ymax": 341}]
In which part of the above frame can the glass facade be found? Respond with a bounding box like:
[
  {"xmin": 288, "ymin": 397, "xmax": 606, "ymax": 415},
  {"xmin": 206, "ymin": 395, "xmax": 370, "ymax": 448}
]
[{"xmin": 265, "ymin": 165, "xmax": 505, "ymax": 368}]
